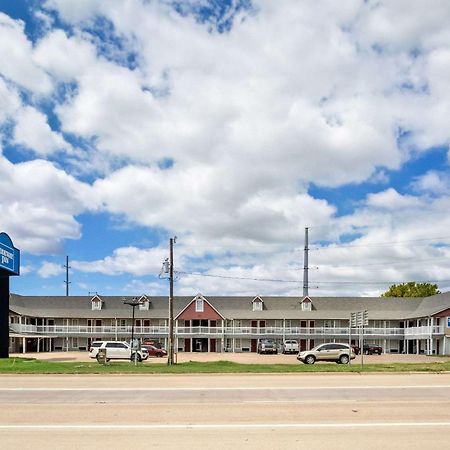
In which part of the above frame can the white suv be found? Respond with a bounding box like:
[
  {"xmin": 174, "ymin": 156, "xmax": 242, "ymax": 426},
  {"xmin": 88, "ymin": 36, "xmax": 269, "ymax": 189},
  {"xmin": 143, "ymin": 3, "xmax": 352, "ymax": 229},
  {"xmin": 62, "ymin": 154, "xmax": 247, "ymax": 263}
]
[{"xmin": 89, "ymin": 341, "xmax": 149, "ymax": 362}]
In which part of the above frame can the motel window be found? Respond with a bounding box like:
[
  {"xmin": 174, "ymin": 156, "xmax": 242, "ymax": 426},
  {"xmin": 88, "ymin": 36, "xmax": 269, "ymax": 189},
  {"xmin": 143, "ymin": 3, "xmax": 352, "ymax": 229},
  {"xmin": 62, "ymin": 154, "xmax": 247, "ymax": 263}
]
[
  {"xmin": 139, "ymin": 298, "xmax": 149, "ymax": 311},
  {"xmin": 253, "ymin": 301, "xmax": 263, "ymax": 311},
  {"xmin": 195, "ymin": 299, "xmax": 204, "ymax": 312},
  {"xmin": 92, "ymin": 301, "xmax": 102, "ymax": 311},
  {"xmin": 301, "ymin": 301, "xmax": 312, "ymax": 311}
]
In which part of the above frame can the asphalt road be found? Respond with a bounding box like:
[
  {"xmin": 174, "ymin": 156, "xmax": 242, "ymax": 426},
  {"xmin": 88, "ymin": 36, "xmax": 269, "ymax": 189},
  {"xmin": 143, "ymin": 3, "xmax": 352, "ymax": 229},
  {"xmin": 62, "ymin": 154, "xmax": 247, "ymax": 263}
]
[{"xmin": 1, "ymin": 373, "xmax": 450, "ymax": 449}]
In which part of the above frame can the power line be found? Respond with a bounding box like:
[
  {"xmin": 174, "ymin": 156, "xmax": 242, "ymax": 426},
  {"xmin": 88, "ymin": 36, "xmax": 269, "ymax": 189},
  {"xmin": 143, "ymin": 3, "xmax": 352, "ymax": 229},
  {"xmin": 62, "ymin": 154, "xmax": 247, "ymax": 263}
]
[
  {"xmin": 176, "ymin": 271, "xmax": 450, "ymax": 287},
  {"xmin": 310, "ymin": 236, "xmax": 450, "ymax": 251},
  {"xmin": 287, "ymin": 256, "xmax": 450, "ymax": 270},
  {"xmin": 177, "ymin": 271, "xmax": 299, "ymax": 283},
  {"xmin": 310, "ymin": 279, "xmax": 450, "ymax": 285}
]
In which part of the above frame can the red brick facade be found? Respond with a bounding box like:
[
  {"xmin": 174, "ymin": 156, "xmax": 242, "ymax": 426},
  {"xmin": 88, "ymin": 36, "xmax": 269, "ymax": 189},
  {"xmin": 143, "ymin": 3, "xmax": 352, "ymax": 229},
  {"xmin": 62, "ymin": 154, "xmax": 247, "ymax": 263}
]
[{"xmin": 176, "ymin": 299, "xmax": 223, "ymax": 321}]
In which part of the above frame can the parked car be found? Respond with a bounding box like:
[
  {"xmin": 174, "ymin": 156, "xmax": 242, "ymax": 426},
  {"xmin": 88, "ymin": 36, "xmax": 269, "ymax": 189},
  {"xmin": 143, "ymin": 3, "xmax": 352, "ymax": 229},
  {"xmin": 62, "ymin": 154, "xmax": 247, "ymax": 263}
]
[
  {"xmin": 257, "ymin": 339, "xmax": 278, "ymax": 354},
  {"xmin": 89, "ymin": 341, "xmax": 149, "ymax": 362},
  {"xmin": 143, "ymin": 344, "xmax": 167, "ymax": 357},
  {"xmin": 297, "ymin": 343, "xmax": 355, "ymax": 365},
  {"xmin": 282, "ymin": 340, "xmax": 299, "ymax": 354},
  {"xmin": 143, "ymin": 339, "xmax": 163, "ymax": 349},
  {"xmin": 88, "ymin": 341, "xmax": 103, "ymax": 354},
  {"xmin": 353, "ymin": 344, "xmax": 382, "ymax": 355}
]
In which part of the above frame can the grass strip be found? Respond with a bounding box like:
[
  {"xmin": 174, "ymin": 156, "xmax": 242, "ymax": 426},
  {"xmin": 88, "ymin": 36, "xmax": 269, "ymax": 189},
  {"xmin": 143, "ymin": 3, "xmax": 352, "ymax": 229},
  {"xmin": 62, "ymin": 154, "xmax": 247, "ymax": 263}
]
[{"xmin": 0, "ymin": 358, "xmax": 450, "ymax": 374}]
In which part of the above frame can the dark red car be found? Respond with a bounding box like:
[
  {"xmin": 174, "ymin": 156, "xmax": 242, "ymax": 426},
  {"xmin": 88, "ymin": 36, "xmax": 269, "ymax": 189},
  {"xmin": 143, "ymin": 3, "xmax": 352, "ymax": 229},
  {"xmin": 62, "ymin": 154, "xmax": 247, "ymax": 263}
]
[{"xmin": 143, "ymin": 345, "xmax": 167, "ymax": 357}]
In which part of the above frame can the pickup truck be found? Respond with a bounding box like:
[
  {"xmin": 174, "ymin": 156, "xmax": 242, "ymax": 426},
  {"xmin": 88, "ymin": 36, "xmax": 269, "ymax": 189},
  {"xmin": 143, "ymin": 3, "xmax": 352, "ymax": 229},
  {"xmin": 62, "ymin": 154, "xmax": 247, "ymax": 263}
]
[
  {"xmin": 352, "ymin": 344, "xmax": 382, "ymax": 355},
  {"xmin": 282, "ymin": 340, "xmax": 299, "ymax": 354},
  {"xmin": 257, "ymin": 339, "xmax": 278, "ymax": 354}
]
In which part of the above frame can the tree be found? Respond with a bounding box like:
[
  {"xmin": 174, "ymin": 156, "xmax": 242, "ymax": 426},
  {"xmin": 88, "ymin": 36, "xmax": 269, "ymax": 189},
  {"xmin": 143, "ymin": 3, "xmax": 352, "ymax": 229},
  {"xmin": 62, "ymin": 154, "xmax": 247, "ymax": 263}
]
[{"xmin": 381, "ymin": 282, "xmax": 440, "ymax": 298}]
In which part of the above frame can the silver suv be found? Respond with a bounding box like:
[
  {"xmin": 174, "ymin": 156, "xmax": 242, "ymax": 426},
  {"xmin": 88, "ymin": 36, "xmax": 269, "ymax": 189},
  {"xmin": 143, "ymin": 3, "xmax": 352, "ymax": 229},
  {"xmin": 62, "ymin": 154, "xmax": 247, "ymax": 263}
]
[{"xmin": 297, "ymin": 343, "xmax": 355, "ymax": 365}]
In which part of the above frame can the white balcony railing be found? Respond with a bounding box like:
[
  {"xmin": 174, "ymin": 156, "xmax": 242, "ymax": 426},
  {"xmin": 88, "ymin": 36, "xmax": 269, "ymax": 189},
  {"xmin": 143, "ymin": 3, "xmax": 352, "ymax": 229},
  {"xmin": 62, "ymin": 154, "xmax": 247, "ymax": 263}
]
[
  {"xmin": 404, "ymin": 325, "xmax": 444, "ymax": 336},
  {"xmin": 10, "ymin": 323, "xmax": 444, "ymax": 338}
]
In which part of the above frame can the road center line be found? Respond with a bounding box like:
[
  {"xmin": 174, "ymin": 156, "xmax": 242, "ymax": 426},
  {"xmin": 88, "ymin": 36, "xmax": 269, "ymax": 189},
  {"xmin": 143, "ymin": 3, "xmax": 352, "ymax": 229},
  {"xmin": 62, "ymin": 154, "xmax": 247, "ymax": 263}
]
[
  {"xmin": 0, "ymin": 385, "xmax": 450, "ymax": 392},
  {"xmin": 0, "ymin": 422, "xmax": 450, "ymax": 430}
]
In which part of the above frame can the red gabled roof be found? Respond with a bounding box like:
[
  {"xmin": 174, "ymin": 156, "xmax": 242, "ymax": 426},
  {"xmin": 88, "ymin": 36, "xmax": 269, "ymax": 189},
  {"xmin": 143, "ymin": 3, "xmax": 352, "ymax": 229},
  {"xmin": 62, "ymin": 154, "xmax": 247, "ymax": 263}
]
[{"xmin": 175, "ymin": 294, "xmax": 225, "ymax": 320}]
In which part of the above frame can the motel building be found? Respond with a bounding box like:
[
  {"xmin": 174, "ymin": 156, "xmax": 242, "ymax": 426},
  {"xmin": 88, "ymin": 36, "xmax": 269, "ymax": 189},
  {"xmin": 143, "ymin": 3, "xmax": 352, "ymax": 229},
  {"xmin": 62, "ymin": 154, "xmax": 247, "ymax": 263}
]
[{"xmin": 8, "ymin": 292, "xmax": 450, "ymax": 355}]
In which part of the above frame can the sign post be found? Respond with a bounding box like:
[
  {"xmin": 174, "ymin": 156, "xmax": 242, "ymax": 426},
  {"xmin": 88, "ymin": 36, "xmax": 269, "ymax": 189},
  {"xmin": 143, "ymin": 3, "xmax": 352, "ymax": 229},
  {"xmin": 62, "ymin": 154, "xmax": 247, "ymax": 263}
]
[
  {"xmin": 351, "ymin": 310, "xmax": 368, "ymax": 369},
  {"xmin": 0, "ymin": 232, "xmax": 20, "ymax": 358}
]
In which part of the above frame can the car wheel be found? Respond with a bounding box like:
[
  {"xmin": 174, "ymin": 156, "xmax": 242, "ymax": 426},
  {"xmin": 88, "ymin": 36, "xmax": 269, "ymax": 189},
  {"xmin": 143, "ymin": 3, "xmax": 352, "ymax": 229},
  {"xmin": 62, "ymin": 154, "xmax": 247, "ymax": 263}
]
[
  {"xmin": 304, "ymin": 355, "xmax": 315, "ymax": 365},
  {"xmin": 339, "ymin": 354, "xmax": 350, "ymax": 364},
  {"xmin": 131, "ymin": 353, "xmax": 142, "ymax": 362}
]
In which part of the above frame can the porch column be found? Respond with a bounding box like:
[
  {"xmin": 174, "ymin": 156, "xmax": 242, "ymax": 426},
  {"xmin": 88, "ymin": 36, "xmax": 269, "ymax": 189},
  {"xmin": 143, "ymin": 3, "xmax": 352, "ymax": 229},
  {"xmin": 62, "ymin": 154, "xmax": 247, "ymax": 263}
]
[
  {"xmin": 22, "ymin": 337, "xmax": 26, "ymax": 354},
  {"xmin": 430, "ymin": 317, "xmax": 434, "ymax": 355},
  {"xmin": 37, "ymin": 338, "xmax": 40, "ymax": 353},
  {"xmin": 416, "ymin": 339, "xmax": 419, "ymax": 355},
  {"xmin": 221, "ymin": 319, "xmax": 225, "ymax": 353}
]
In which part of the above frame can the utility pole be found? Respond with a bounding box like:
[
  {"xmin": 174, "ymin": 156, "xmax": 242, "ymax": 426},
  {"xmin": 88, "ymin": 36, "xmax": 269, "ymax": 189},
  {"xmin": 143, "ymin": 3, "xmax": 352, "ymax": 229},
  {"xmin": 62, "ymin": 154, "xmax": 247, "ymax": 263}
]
[
  {"xmin": 63, "ymin": 255, "xmax": 71, "ymax": 296},
  {"xmin": 303, "ymin": 227, "xmax": 309, "ymax": 297},
  {"xmin": 168, "ymin": 237, "xmax": 176, "ymax": 365}
]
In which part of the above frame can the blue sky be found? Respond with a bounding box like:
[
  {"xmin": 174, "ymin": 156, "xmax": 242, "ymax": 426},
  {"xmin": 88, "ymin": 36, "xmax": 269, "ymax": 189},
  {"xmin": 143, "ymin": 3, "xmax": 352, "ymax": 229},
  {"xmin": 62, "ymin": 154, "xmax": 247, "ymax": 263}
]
[{"xmin": 2, "ymin": 0, "xmax": 450, "ymax": 298}]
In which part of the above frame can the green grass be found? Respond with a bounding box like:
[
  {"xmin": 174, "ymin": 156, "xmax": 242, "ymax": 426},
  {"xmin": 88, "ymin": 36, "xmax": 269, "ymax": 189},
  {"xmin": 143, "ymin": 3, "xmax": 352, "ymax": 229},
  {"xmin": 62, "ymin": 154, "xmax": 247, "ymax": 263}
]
[{"xmin": 1, "ymin": 358, "xmax": 450, "ymax": 374}]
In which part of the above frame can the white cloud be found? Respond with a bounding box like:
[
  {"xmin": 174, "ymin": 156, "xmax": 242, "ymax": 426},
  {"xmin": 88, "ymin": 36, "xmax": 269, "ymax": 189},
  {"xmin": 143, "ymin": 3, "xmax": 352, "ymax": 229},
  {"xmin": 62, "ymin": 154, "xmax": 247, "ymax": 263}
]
[
  {"xmin": 0, "ymin": 13, "xmax": 52, "ymax": 93},
  {"xmin": 366, "ymin": 188, "xmax": 423, "ymax": 210},
  {"xmin": 0, "ymin": 78, "xmax": 21, "ymax": 123},
  {"xmin": 34, "ymin": 29, "xmax": 97, "ymax": 81},
  {"xmin": 0, "ymin": 155, "xmax": 98, "ymax": 254},
  {"xmin": 93, "ymin": 163, "xmax": 336, "ymax": 244},
  {"xmin": 72, "ymin": 246, "xmax": 168, "ymax": 276},
  {"xmin": 13, "ymin": 106, "xmax": 72, "ymax": 156},
  {"xmin": 38, "ymin": 261, "xmax": 64, "ymax": 278},
  {"xmin": 412, "ymin": 171, "xmax": 450, "ymax": 195},
  {"xmin": 3, "ymin": 2, "xmax": 450, "ymax": 296}
]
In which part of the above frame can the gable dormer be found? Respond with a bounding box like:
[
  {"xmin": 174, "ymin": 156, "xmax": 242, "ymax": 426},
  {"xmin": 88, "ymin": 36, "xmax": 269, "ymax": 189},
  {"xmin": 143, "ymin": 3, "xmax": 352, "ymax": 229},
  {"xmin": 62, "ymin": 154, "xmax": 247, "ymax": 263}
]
[
  {"xmin": 252, "ymin": 295, "xmax": 264, "ymax": 311},
  {"xmin": 91, "ymin": 294, "xmax": 103, "ymax": 311},
  {"xmin": 300, "ymin": 296, "xmax": 312, "ymax": 311},
  {"xmin": 138, "ymin": 295, "xmax": 150, "ymax": 311},
  {"xmin": 175, "ymin": 294, "xmax": 224, "ymax": 321},
  {"xmin": 194, "ymin": 293, "xmax": 205, "ymax": 312}
]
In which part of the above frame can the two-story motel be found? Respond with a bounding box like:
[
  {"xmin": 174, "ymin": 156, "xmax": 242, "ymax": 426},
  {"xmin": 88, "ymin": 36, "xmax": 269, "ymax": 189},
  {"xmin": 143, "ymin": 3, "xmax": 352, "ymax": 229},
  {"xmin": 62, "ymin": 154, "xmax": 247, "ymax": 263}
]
[{"xmin": 8, "ymin": 292, "xmax": 450, "ymax": 355}]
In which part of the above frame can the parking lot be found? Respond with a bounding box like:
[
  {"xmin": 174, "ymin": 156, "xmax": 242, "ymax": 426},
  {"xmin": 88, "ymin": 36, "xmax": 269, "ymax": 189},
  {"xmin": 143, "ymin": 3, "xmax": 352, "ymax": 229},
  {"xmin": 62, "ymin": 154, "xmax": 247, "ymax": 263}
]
[{"xmin": 10, "ymin": 351, "xmax": 450, "ymax": 365}]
